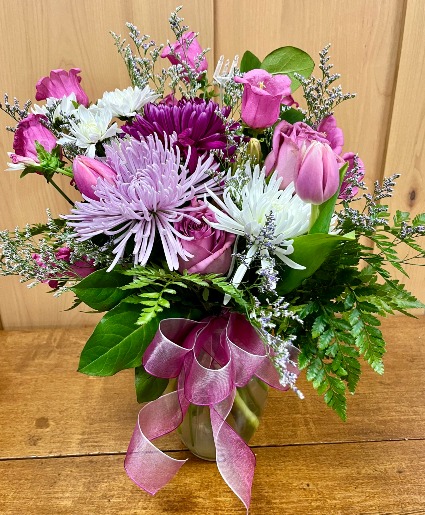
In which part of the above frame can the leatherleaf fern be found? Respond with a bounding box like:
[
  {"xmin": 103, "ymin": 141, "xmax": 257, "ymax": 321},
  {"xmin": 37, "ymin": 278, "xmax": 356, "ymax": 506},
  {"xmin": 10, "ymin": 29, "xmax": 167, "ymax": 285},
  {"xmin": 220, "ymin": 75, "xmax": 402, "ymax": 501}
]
[{"xmin": 284, "ymin": 239, "xmax": 423, "ymax": 421}]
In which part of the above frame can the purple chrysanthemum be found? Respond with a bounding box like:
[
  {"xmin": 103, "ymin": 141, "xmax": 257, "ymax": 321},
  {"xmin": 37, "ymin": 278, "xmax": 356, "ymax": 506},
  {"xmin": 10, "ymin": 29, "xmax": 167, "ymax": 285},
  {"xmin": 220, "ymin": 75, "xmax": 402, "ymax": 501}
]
[
  {"xmin": 65, "ymin": 134, "xmax": 221, "ymax": 271},
  {"xmin": 122, "ymin": 98, "xmax": 238, "ymax": 173}
]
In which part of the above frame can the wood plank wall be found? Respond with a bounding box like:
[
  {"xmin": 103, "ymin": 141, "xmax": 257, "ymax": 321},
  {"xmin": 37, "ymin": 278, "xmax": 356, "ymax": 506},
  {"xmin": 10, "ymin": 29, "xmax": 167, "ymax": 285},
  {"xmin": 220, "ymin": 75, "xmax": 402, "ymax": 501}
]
[{"xmin": 0, "ymin": 0, "xmax": 423, "ymax": 329}]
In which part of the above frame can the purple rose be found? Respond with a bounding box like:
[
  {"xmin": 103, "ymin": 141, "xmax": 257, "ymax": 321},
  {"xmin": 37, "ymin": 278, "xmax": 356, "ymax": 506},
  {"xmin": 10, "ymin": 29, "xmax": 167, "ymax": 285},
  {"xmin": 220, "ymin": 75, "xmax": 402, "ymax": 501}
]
[
  {"xmin": 339, "ymin": 152, "xmax": 365, "ymax": 200},
  {"xmin": 161, "ymin": 32, "xmax": 208, "ymax": 75},
  {"xmin": 317, "ymin": 115, "xmax": 344, "ymax": 155},
  {"xmin": 175, "ymin": 202, "xmax": 235, "ymax": 274},
  {"xmin": 32, "ymin": 246, "xmax": 96, "ymax": 289},
  {"xmin": 234, "ymin": 69, "xmax": 293, "ymax": 129},
  {"xmin": 35, "ymin": 68, "xmax": 89, "ymax": 107},
  {"xmin": 9, "ymin": 114, "xmax": 56, "ymax": 171},
  {"xmin": 73, "ymin": 155, "xmax": 117, "ymax": 200}
]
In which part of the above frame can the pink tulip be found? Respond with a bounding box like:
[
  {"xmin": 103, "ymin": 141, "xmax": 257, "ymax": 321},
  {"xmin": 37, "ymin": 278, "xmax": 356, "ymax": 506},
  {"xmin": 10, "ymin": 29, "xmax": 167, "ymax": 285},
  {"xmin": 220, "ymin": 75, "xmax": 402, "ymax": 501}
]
[
  {"xmin": 234, "ymin": 69, "xmax": 293, "ymax": 129},
  {"xmin": 265, "ymin": 120, "xmax": 329, "ymax": 188},
  {"xmin": 317, "ymin": 115, "xmax": 344, "ymax": 155},
  {"xmin": 296, "ymin": 142, "xmax": 340, "ymax": 204},
  {"xmin": 11, "ymin": 114, "xmax": 56, "ymax": 168},
  {"xmin": 339, "ymin": 152, "xmax": 365, "ymax": 200},
  {"xmin": 35, "ymin": 68, "xmax": 89, "ymax": 107},
  {"xmin": 161, "ymin": 32, "xmax": 208, "ymax": 75},
  {"xmin": 73, "ymin": 156, "xmax": 116, "ymax": 200}
]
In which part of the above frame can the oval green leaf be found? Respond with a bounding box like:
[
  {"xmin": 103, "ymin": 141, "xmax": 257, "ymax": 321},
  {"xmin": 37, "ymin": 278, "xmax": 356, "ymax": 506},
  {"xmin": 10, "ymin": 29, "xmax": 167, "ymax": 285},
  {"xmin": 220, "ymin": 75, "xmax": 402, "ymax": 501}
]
[{"xmin": 261, "ymin": 46, "xmax": 314, "ymax": 91}]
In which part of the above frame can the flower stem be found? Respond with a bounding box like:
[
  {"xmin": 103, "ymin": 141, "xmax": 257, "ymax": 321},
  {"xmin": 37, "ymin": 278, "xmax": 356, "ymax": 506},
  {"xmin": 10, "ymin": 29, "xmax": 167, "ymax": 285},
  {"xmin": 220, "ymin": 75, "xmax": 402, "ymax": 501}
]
[{"xmin": 49, "ymin": 178, "xmax": 74, "ymax": 206}]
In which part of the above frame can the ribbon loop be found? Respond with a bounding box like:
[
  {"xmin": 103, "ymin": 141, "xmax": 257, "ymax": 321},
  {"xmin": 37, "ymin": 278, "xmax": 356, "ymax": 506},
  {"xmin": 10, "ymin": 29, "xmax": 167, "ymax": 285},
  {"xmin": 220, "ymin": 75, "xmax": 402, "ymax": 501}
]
[{"xmin": 126, "ymin": 311, "xmax": 300, "ymax": 511}]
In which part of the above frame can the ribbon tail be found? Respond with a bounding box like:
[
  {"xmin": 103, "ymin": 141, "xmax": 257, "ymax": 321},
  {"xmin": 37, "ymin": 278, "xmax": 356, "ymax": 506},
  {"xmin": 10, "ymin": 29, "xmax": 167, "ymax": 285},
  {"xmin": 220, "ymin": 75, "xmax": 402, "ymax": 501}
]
[
  {"xmin": 125, "ymin": 390, "xmax": 189, "ymax": 495},
  {"xmin": 210, "ymin": 392, "xmax": 255, "ymax": 512}
]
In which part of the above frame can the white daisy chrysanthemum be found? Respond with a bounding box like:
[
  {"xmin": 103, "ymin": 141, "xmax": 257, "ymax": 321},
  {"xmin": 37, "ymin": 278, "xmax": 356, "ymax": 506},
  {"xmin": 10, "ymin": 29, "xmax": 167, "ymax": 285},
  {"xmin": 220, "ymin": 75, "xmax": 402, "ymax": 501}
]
[
  {"xmin": 58, "ymin": 105, "xmax": 121, "ymax": 157},
  {"xmin": 32, "ymin": 93, "xmax": 78, "ymax": 121},
  {"xmin": 97, "ymin": 85, "xmax": 160, "ymax": 118},
  {"xmin": 205, "ymin": 164, "xmax": 311, "ymax": 295}
]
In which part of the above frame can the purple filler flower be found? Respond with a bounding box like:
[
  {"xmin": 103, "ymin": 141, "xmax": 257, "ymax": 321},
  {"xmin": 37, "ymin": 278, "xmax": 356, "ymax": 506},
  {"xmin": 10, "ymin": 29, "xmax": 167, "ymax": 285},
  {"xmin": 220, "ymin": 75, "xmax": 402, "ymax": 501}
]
[
  {"xmin": 66, "ymin": 134, "xmax": 221, "ymax": 272},
  {"xmin": 122, "ymin": 98, "xmax": 238, "ymax": 173}
]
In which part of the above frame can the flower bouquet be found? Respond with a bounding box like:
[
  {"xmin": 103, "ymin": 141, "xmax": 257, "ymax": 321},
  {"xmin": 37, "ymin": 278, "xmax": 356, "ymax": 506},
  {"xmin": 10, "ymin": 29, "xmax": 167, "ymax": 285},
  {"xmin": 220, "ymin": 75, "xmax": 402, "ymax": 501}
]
[{"xmin": 1, "ymin": 7, "xmax": 424, "ymax": 511}]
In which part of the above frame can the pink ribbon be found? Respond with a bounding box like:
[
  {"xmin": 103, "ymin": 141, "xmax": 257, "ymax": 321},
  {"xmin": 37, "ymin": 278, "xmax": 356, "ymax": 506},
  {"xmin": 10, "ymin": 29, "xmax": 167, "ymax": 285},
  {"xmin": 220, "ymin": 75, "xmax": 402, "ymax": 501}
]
[{"xmin": 125, "ymin": 312, "xmax": 298, "ymax": 511}]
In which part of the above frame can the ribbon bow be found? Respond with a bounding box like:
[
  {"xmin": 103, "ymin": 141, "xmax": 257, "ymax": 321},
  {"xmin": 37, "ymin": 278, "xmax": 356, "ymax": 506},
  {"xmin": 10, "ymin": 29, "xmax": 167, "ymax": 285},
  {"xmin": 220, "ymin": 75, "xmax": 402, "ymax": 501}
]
[{"xmin": 125, "ymin": 312, "xmax": 298, "ymax": 511}]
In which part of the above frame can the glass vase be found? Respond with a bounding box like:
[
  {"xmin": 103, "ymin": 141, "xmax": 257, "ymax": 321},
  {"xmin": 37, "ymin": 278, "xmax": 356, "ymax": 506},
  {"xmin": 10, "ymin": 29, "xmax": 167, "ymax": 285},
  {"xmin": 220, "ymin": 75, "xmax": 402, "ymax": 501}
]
[{"xmin": 177, "ymin": 377, "xmax": 269, "ymax": 461}]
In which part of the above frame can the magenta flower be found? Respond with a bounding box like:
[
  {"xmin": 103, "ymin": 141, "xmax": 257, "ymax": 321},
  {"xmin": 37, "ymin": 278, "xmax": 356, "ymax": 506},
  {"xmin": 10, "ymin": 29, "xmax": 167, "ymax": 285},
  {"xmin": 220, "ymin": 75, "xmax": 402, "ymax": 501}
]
[
  {"xmin": 66, "ymin": 134, "xmax": 221, "ymax": 271},
  {"xmin": 161, "ymin": 31, "xmax": 208, "ymax": 75},
  {"xmin": 339, "ymin": 152, "xmax": 365, "ymax": 200},
  {"xmin": 32, "ymin": 247, "xmax": 95, "ymax": 289},
  {"xmin": 175, "ymin": 199, "xmax": 236, "ymax": 274},
  {"xmin": 122, "ymin": 99, "xmax": 238, "ymax": 173},
  {"xmin": 317, "ymin": 115, "xmax": 344, "ymax": 154},
  {"xmin": 73, "ymin": 155, "xmax": 117, "ymax": 201},
  {"xmin": 265, "ymin": 120, "xmax": 329, "ymax": 189},
  {"xmin": 8, "ymin": 114, "xmax": 56, "ymax": 171},
  {"xmin": 35, "ymin": 68, "xmax": 89, "ymax": 107},
  {"xmin": 234, "ymin": 69, "xmax": 293, "ymax": 129},
  {"xmin": 296, "ymin": 142, "xmax": 340, "ymax": 204}
]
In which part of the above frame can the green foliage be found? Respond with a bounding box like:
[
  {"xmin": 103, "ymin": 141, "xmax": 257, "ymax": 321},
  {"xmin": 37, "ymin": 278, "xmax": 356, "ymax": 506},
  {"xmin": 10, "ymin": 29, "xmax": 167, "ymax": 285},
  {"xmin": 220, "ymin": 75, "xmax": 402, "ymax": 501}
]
[
  {"xmin": 120, "ymin": 265, "xmax": 250, "ymax": 325},
  {"xmin": 78, "ymin": 301, "xmax": 202, "ymax": 376},
  {"xmin": 240, "ymin": 50, "xmax": 261, "ymax": 73},
  {"xmin": 280, "ymin": 107, "xmax": 305, "ymax": 124},
  {"xmin": 71, "ymin": 268, "xmax": 134, "ymax": 311},
  {"xmin": 276, "ymin": 231, "xmax": 355, "ymax": 295},
  {"xmin": 135, "ymin": 365, "xmax": 169, "ymax": 403},
  {"xmin": 287, "ymin": 237, "xmax": 423, "ymax": 420},
  {"xmin": 260, "ymin": 46, "xmax": 315, "ymax": 91}
]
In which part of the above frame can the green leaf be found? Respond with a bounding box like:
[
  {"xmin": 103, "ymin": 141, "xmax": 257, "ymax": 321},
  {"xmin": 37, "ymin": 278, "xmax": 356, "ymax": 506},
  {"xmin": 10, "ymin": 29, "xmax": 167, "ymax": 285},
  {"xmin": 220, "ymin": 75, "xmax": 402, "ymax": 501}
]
[
  {"xmin": 71, "ymin": 268, "xmax": 133, "ymax": 311},
  {"xmin": 240, "ymin": 50, "xmax": 261, "ymax": 73},
  {"xmin": 261, "ymin": 46, "xmax": 315, "ymax": 91},
  {"xmin": 78, "ymin": 302, "xmax": 203, "ymax": 376},
  {"xmin": 280, "ymin": 107, "xmax": 305, "ymax": 124},
  {"xmin": 309, "ymin": 163, "xmax": 349, "ymax": 234},
  {"xmin": 276, "ymin": 232, "xmax": 355, "ymax": 295},
  {"xmin": 135, "ymin": 365, "xmax": 169, "ymax": 403}
]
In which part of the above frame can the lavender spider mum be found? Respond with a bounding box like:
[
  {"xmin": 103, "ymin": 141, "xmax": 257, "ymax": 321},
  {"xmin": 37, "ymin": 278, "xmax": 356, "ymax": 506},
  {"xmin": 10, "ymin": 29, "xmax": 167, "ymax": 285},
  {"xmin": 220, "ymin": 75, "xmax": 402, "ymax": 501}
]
[{"xmin": 65, "ymin": 134, "xmax": 220, "ymax": 271}]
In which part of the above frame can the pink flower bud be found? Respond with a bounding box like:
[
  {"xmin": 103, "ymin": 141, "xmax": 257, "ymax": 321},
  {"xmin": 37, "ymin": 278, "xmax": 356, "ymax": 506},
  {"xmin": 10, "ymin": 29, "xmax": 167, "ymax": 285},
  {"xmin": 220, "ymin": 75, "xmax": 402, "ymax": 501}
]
[
  {"xmin": 296, "ymin": 142, "xmax": 340, "ymax": 204},
  {"xmin": 73, "ymin": 156, "xmax": 116, "ymax": 200},
  {"xmin": 234, "ymin": 70, "xmax": 293, "ymax": 129},
  {"xmin": 339, "ymin": 152, "xmax": 365, "ymax": 200},
  {"xmin": 161, "ymin": 32, "xmax": 208, "ymax": 75},
  {"xmin": 35, "ymin": 68, "xmax": 89, "ymax": 107},
  {"xmin": 13, "ymin": 114, "xmax": 56, "ymax": 162}
]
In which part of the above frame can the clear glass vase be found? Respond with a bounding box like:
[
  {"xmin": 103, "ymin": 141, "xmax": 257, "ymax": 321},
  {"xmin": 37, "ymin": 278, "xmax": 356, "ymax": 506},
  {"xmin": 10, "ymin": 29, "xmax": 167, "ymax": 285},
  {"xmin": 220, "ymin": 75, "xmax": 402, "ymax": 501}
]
[{"xmin": 177, "ymin": 377, "xmax": 269, "ymax": 461}]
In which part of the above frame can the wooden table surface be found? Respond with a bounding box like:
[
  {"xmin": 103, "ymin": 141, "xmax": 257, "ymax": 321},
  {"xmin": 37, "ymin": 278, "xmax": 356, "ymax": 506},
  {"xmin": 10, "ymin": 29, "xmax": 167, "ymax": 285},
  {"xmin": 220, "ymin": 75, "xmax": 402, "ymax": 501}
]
[{"xmin": 0, "ymin": 316, "xmax": 424, "ymax": 514}]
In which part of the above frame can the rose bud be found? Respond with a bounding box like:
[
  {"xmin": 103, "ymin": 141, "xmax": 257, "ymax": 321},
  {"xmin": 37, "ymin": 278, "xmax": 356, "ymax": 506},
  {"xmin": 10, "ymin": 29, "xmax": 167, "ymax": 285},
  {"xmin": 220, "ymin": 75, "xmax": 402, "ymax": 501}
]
[
  {"xmin": 35, "ymin": 68, "xmax": 89, "ymax": 107},
  {"xmin": 175, "ymin": 201, "xmax": 236, "ymax": 275},
  {"xmin": 296, "ymin": 141, "xmax": 340, "ymax": 204},
  {"xmin": 234, "ymin": 69, "xmax": 293, "ymax": 129},
  {"xmin": 73, "ymin": 156, "xmax": 116, "ymax": 200},
  {"xmin": 7, "ymin": 114, "xmax": 56, "ymax": 171},
  {"xmin": 246, "ymin": 138, "xmax": 262, "ymax": 165},
  {"xmin": 161, "ymin": 32, "xmax": 208, "ymax": 75}
]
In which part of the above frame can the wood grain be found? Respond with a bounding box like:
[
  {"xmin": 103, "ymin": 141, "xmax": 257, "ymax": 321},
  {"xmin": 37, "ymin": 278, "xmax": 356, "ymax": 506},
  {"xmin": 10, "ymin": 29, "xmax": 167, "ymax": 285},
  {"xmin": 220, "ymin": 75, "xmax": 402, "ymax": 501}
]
[
  {"xmin": 0, "ymin": 317, "xmax": 423, "ymax": 459},
  {"xmin": 382, "ymin": 0, "xmax": 425, "ymax": 302},
  {"xmin": 0, "ymin": 441, "xmax": 424, "ymax": 514},
  {"xmin": 0, "ymin": 0, "xmax": 214, "ymax": 329}
]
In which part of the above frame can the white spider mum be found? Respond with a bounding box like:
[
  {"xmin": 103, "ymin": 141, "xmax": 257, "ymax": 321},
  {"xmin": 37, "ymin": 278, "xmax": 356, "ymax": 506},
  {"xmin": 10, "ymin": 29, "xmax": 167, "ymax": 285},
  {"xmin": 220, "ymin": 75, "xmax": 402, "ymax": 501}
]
[
  {"xmin": 58, "ymin": 105, "xmax": 121, "ymax": 157},
  {"xmin": 205, "ymin": 163, "xmax": 311, "ymax": 296},
  {"xmin": 97, "ymin": 85, "xmax": 159, "ymax": 117}
]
